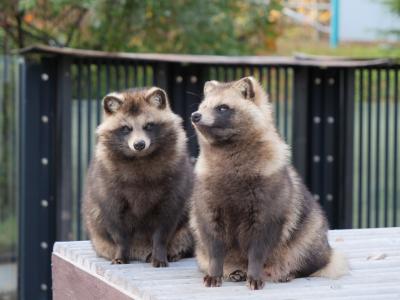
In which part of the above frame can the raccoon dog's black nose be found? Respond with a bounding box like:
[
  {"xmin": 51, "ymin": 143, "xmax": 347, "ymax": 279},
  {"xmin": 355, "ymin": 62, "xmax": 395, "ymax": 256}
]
[
  {"xmin": 191, "ymin": 112, "xmax": 202, "ymax": 123},
  {"xmin": 134, "ymin": 140, "xmax": 146, "ymax": 151}
]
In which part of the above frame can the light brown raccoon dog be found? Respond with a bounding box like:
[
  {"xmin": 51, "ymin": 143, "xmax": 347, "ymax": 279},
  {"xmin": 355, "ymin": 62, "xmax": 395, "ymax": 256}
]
[
  {"xmin": 83, "ymin": 87, "xmax": 193, "ymax": 267},
  {"xmin": 190, "ymin": 77, "xmax": 348, "ymax": 290}
]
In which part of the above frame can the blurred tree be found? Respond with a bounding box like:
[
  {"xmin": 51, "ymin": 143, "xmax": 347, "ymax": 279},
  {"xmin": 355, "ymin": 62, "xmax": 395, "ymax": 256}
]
[
  {"xmin": 0, "ymin": 0, "xmax": 282, "ymax": 55},
  {"xmin": 382, "ymin": 0, "xmax": 400, "ymax": 15},
  {"xmin": 0, "ymin": 0, "xmax": 91, "ymax": 50},
  {"xmin": 381, "ymin": 0, "xmax": 400, "ymax": 38}
]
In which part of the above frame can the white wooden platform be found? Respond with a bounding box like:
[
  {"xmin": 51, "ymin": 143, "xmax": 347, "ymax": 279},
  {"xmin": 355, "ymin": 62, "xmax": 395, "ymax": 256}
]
[{"xmin": 52, "ymin": 227, "xmax": 400, "ymax": 300}]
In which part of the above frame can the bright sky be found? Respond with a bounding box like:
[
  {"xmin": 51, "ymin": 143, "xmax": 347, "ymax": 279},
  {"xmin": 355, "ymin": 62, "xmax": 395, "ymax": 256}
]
[{"xmin": 340, "ymin": 0, "xmax": 400, "ymax": 42}]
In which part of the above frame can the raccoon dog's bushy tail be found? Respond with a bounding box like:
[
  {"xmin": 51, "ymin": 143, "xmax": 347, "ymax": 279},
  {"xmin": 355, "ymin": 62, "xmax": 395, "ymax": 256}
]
[{"xmin": 311, "ymin": 250, "xmax": 349, "ymax": 279}]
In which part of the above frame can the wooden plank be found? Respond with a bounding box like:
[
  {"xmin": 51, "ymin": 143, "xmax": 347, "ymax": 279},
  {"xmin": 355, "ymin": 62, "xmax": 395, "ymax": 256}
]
[
  {"xmin": 52, "ymin": 228, "xmax": 400, "ymax": 300},
  {"xmin": 52, "ymin": 254, "xmax": 133, "ymax": 300}
]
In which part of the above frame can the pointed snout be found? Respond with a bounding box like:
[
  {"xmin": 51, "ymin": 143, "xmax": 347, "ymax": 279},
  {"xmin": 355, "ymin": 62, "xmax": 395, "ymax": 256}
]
[{"xmin": 191, "ymin": 112, "xmax": 202, "ymax": 123}]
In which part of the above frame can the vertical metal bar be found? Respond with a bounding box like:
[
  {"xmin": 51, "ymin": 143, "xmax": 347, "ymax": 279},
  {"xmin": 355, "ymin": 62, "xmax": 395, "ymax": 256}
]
[
  {"xmin": 358, "ymin": 69, "xmax": 364, "ymax": 228},
  {"xmin": 124, "ymin": 63, "xmax": 129, "ymax": 89},
  {"xmin": 87, "ymin": 63, "xmax": 92, "ymax": 164},
  {"xmin": 292, "ymin": 66, "xmax": 310, "ymax": 182},
  {"xmin": 222, "ymin": 66, "xmax": 227, "ymax": 81},
  {"xmin": 134, "ymin": 62, "xmax": 138, "ymax": 87},
  {"xmin": 115, "ymin": 63, "xmax": 120, "ymax": 90},
  {"xmin": 96, "ymin": 63, "xmax": 101, "ymax": 125},
  {"xmin": 217, "ymin": 66, "xmax": 223, "ymax": 81},
  {"xmin": 267, "ymin": 67, "xmax": 272, "ymax": 95},
  {"xmin": 76, "ymin": 61, "xmax": 82, "ymax": 240},
  {"xmin": 106, "ymin": 63, "xmax": 110, "ymax": 93},
  {"xmin": 284, "ymin": 67, "xmax": 289, "ymax": 140},
  {"xmin": 228, "ymin": 67, "xmax": 233, "ymax": 81},
  {"xmin": 151, "ymin": 64, "xmax": 154, "ymax": 85},
  {"xmin": 394, "ymin": 69, "xmax": 399, "ymax": 226},
  {"xmin": 143, "ymin": 64, "xmax": 147, "ymax": 86},
  {"xmin": 241, "ymin": 66, "xmax": 246, "ymax": 78},
  {"xmin": 288, "ymin": 68, "xmax": 293, "ymax": 145},
  {"xmin": 275, "ymin": 68, "xmax": 280, "ymax": 128},
  {"xmin": 337, "ymin": 68, "xmax": 355, "ymax": 228},
  {"xmin": 233, "ymin": 66, "xmax": 238, "ymax": 80},
  {"xmin": 154, "ymin": 63, "xmax": 168, "ymax": 92},
  {"xmin": 258, "ymin": 66, "xmax": 263, "ymax": 86},
  {"xmin": 55, "ymin": 57, "xmax": 73, "ymax": 241},
  {"xmin": 250, "ymin": 66, "xmax": 255, "ymax": 77},
  {"xmin": 366, "ymin": 69, "xmax": 372, "ymax": 227},
  {"xmin": 170, "ymin": 63, "xmax": 184, "ymax": 116},
  {"xmin": 375, "ymin": 69, "xmax": 381, "ymax": 227},
  {"xmin": 384, "ymin": 68, "xmax": 390, "ymax": 226}
]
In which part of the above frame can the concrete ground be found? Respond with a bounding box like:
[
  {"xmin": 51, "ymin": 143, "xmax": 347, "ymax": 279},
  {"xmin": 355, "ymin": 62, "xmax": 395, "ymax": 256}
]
[{"xmin": 0, "ymin": 263, "xmax": 17, "ymax": 300}]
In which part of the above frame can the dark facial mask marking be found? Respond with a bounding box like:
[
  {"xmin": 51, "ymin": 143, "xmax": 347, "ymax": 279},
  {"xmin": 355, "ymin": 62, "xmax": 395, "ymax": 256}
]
[{"xmin": 212, "ymin": 106, "xmax": 234, "ymax": 129}]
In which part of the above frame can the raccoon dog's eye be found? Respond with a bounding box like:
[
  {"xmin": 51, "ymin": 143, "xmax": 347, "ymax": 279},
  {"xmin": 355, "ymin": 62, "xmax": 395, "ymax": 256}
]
[
  {"xmin": 120, "ymin": 125, "xmax": 132, "ymax": 134},
  {"xmin": 216, "ymin": 104, "xmax": 230, "ymax": 112},
  {"xmin": 143, "ymin": 122, "xmax": 155, "ymax": 131}
]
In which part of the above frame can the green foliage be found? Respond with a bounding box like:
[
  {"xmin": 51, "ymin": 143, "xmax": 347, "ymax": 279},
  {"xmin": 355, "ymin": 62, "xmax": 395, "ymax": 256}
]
[
  {"xmin": 0, "ymin": 56, "xmax": 18, "ymax": 258},
  {"xmin": 0, "ymin": 0, "xmax": 283, "ymax": 55},
  {"xmin": 0, "ymin": 214, "xmax": 17, "ymax": 253},
  {"xmin": 82, "ymin": 0, "xmax": 282, "ymax": 54},
  {"xmin": 381, "ymin": 0, "xmax": 400, "ymax": 15},
  {"xmin": 380, "ymin": 0, "xmax": 400, "ymax": 37}
]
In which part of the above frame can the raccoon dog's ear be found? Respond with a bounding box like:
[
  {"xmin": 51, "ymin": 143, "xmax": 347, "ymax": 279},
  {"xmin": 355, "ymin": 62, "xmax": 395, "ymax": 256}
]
[
  {"xmin": 234, "ymin": 77, "xmax": 256, "ymax": 100},
  {"xmin": 204, "ymin": 80, "xmax": 219, "ymax": 95},
  {"xmin": 145, "ymin": 87, "xmax": 168, "ymax": 110},
  {"xmin": 103, "ymin": 93, "xmax": 124, "ymax": 115}
]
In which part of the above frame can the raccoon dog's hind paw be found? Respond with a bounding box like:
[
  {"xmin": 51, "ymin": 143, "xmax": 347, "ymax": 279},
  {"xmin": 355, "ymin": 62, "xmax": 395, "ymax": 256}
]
[
  {"xmin": 228, "ymin": 270, "xmax": 247, "ymax": 282},
  {"xmin": 111, "ymin": 258, "xmax": 128, "ymax": 264}
]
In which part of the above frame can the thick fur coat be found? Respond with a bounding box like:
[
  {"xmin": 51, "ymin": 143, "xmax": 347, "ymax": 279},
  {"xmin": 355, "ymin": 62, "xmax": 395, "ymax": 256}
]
[
  {"xmin": 190, "ymin": 77, "xmax": 348, "ymax": 289},
  {"xmin": 83, "ymin": 87, "xmax": 193, "ymax": 266}
]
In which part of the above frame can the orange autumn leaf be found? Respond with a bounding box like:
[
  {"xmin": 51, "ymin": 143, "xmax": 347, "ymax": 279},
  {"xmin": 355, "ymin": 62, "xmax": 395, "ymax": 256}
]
[{"xmin": 24, "ymin": 13, "xmax": 34, "ymax": 23}]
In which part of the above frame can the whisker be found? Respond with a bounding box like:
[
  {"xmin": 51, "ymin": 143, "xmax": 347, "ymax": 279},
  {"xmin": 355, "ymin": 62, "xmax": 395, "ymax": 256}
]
[
  {"xmin": 187, "ymin": 134, "xmax": 198, "ymax": 141},
  {"xmin": 185, "ymin": 91, "xmax": 202, "ymax": 99}
]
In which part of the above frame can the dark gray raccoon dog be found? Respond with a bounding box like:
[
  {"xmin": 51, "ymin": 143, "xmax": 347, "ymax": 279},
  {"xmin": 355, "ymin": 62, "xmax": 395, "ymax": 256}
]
[
  {"xmin": 83, "ymin": 87, "xmax": 194, "ymax": 267},
  {"xmin": 190, "ymin": 77, "xmax": 348, "ymax": 289}
]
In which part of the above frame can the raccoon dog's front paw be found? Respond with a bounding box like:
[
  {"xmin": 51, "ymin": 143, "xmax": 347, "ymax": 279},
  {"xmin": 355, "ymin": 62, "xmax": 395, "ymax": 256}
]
[
  {"xmin": 151, "ymin": 257, "xmax": 168, "ymax": 268},
  {"xmin": 246, "ymin": 276, "xmax": 265, "ymax": 290},
  {"xmin": 203, "ymin": 274, "xmax": 222, "ymax": 287}
]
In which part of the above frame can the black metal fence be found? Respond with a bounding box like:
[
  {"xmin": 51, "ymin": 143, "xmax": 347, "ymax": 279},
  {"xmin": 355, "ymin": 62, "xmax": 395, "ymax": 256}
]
[
  {"xmin": 14, "ymin": 45, "xmax": 399, "ymax": 299},
  {"xmin": 354, "ymin": 68, "xmax": 400, "ymax": 228}
]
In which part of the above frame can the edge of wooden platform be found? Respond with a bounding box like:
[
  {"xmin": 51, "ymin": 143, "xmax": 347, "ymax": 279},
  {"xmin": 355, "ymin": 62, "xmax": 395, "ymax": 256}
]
[{"xmin": 52, "ymin": 253, "xmax": 136, "ymax": 299}]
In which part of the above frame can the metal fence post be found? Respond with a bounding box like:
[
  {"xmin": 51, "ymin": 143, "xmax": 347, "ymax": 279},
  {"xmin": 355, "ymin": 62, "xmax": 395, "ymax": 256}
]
[
  {"xmin": 19, "ymin": 56, "xmax": 57, "ymax": 300},
  {"xmin": 55, "ymin": 57, "xmax": 73, "ymax": 241},
  {"xmin": 337, "ymin": 68, "xmax": 355, "ymax": 228},
  {"xmin": 156, "ymin": 62, "xmax": 207, "ymax": 156},
  {"xmin": 293, "ymin": 66, "xmax": 354, "ymax": 229},
  {"xmin": 292, "ymin": 66, "xmax": 310, "ymax": 181}
]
